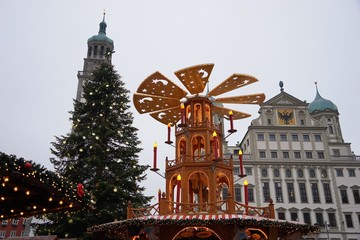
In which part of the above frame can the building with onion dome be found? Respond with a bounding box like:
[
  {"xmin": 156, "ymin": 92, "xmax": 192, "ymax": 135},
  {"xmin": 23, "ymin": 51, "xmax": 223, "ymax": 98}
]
[{"xmin": 229, "ymin": 82, "xmax": 360, "ymax": 240}]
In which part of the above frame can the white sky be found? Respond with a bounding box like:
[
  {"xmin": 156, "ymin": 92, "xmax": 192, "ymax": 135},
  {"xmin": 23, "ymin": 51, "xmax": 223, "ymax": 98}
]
[{"xmin": 1, "ymin": 0, "xmax": 360, "ymax": 200}]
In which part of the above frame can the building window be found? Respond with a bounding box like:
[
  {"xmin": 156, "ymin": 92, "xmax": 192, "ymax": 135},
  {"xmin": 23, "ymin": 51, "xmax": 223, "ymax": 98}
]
[
  {"xmin": 94, "ymin": 45, "xmax": 98, "ymax": 57},
  {"xmin": 340, "ymin": 189, "xmax": 349, "ymax": 203},
  {"xmin": 233, "ymin": 167, "xmax": 239, "ymax": 175},
  {"xmin": 336, "ymin": 169, "xmax": 344, "ymax": 177},
  {"xmin": 315, "ymin": 212, "xmax": 324, "ymax": 226},
  {"xmin": 353, "ymin": 189, "xmax": 360, "ymax": 203},
  {"xmin": 328, "ymin": 212, "xmax": 337, "ymax": 227},
  {"xmin": 0, "ymin": 231, "xmax": 5, "ymax": 237},
  {"xmin": 100, "ymin": 46, "xmax": 105, "ymax": 57},
  {"xmin": 278, "ymin": 212, "xmax": 286, "ymax": 220},
  {"xmin": 317, "ymin": 151, "xmax": 325, "ymax": 159},
  {"xmin": 275, "ymin": 182, "xmax": 283, "ymax": 202},
  {"xmin": 311, "ymin": 182, "xmax": 321, "ymax": 203},
  {"xmin": 269, "ymin": 133, "xmax": 276, "ymax": 141},
  {"xmin": 290, "ymin": 212, "xmax": 298, "ymax": 221},
  {"xmin": 261, "ymin": 169, "xmax": 268, "ymax": 178},
  {"xmin": 297, "ymin": 169, "xmax": 304, "ymax": 178},
  {"xmin": 1, "ymin": 220, "xmax": 7, "ymax": 225},
  {"xmin": 257, "ymin": 133, "xmax": 265, "ymax": 141},
  {"xmin": 262, "ymin": 182, "xmax": 271, "ymax": 202},
  {"xmin": 348, "ymin": 169, "xmax": 356, "ymax": 177},
  {"xmin": 248, "ymin": 188, "xmax": 254, "ymax": 202},
  {"xmin": 259, "ymin": 151, "xmax": 266, "ymax": 158},
  {"xmin": 267, "ymin": 119, "xmax": 272, "ymax": 125},
  {"xmin": 328, "ymin": 125, "xmax": 334, "ymax": 134},
  {"xmin": 300, "ymin": 119, "xmax": 305, "ymax": 125},
  {"xmin": 309, "ymin": 169, "xmax": 316, "ymax": 178},
  {"xmin": 280, "ymin": 134, "xmax": 287, "ymax": 141},
  {"xmin": 314, "ymin": 134, "xmax": 322, "ymax": 142},
  {"xmin": 283, "ymin": 151, "xmax": 289, "ymax": 159},
  {"xmin": 286, "ymin": 169, "xmax": 292, "ymax": 178},
  {"xmin": 332, "ymin": 149, "xmax": 340, "ymax": 157},
  {"xmin": 299, "ymin": 182, "xmax": 308, "ymax": 203},
  {"xmin": 222, "ymin": 186, "xmax": 228, "ymax": 200},
  {"xmin": 234, "ymin": 186, "xmax": 241, "ymax": 202},
  {"xmin": 321, "ymin": 170, "xmax": 328, "ymax": 178},
  {"xmin": 303, "ymin": 134, "xmax": 310, "ymax": 142},
  {"xmin": 303, "ymin": 212, "xmax": 311, "ymax": 225},
  {"xmin": 344, "ymin": 213, "xmax": 354, "ymax": 228},
  {"xmin": 10, "ymin": 231, "xmax": 16, "ymax": 237},
  {"xmin": 287, "ymin": 182, "xmax": 296, "ymax": 203},
  {"xmin": 271, "ymin": 151, "xmax": 278, "ymax": 159},
  {"xmin": 323, "ymin": 183, "xmax": 333, "ymax": 203},
  {"xmin": 12, "ymin": 219, "xmax": 19, "ymax": 225},
  {"xmin": 291, "ymin": 134, "xmax": 299, "ymax": 141},
  {"xmin": 294, "ymin": 151, "xmax": 301, "ymax": 159},
  {"xmin": 305, "ymin": 151, "xmax": 313, "ymax": 159},
  {"xmin": 273, "ymin": 169, "xmax": 280, "ymax": 178},
  {"xmin": 245, "ymin": 167, "xmax": 252, "ymax": 175}
]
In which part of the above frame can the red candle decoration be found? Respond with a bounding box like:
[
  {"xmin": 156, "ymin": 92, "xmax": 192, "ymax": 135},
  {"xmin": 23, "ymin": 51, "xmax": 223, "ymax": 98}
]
[
  {"xmin": 228, "ymin": 110, "xmax": 237, "ymax": 133},
  {"xmin": 180, "ymin": 103, "xmax": 185, "ymax": 126},
  {"xmin": 213, "ymin": 131, "xmax": 218, "ymax": 159},
  {"xmin": 152, "ymin": 142, "xmax": 158, "ymax": 171},
  {"xmin": 244, "ymin": 179, "xmax": 249, "ymax": 207},
  {"xmin": 239, "ymin": 149, "xmax": 244, "ymax": 177},
  {"xmin": 165, "ymin": 123, "xmax": 173, "ymax": 144},
  {"xmin": 229, "ymin": 110, "xmax": 234, "ymax": 130}
]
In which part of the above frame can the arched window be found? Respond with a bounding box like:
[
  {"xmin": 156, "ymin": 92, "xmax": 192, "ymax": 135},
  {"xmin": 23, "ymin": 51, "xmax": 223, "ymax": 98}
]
[
  {"xmin": 286, "ymin": 169, "xmax": 292, "ymax": 178},
  {"xmin": 321, "ymin": 170, "xmax": 328, "ymax": 178},
  {"xmin": 261, "ymin": 169, "xmax": 268, "ymax": 178},
  {"xmin": 309, "ymin": 169, "xmax": 316, "ymax": 178},
  {"xmin": 297, "ymin": 169, "xmax": 304, "ymax": 178},
  {"xmin": 274, "ymin": 169, "xmax": 280, "ymax": 178}
]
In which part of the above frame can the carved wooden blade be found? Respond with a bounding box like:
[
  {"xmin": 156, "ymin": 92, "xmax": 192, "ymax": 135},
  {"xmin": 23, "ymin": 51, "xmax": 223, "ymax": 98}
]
[
  {"xmin": 133, "ymin": 93, "xmax": 181, "ymax": 114},
  {"xmin": 174, "ymin": 63, "xmax": 214, "ymax": 95},
  {"xmin": 149, "ymin": 106, "xmax": 181, "ymax": 125},
  {"xmin": 136, "ymin": 71, "xmax": 187, "ymax": 99},
  {"xmin": 215, "ymin": 93, "xmax": 265, "ymax": 105},
  {"xmin": 207, "ymin": 74, "xmax": 258, "ymax": 97},
  {"xmin": 212, "ymin": 105, "xmax": 251, "ymax": 120}
]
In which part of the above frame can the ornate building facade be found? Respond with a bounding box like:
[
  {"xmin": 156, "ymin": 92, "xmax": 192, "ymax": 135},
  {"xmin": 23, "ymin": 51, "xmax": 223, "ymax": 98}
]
[{"xmin": 229, "ymin": 82, "xmax": 360, "ymax": 240}]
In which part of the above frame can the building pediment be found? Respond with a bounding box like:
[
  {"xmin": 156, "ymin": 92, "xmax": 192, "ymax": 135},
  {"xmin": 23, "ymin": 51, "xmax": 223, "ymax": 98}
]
[{"xmin": 263, "ymin": 91, "xmax": 308, "ymax": 107}]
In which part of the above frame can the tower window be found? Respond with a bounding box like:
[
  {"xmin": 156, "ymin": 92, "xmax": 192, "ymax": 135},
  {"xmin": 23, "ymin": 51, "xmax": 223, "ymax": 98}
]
[
  {"xmin": 101, "ymin": 46, "xmax": 105, "ymax": 57},
  {"xmin": 87, "ymin": 46, "xmax": 92, "ymax": 57},
  {"xmin": 94, "ymin": 45, "xmax": 98, "ymax": 57}
]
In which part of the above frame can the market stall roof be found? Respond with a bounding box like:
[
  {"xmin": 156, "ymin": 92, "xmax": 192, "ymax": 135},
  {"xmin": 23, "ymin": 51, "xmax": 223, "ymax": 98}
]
[{"xmin": 0, "ymin": 152, "xmax": 87, "ymax": 219}]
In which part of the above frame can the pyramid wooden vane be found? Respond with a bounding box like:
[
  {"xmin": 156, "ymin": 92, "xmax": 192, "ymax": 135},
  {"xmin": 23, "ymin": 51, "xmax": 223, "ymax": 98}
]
[{"xmin": 133, "ymin": 63, "xmax": 265, "ymax": 125}]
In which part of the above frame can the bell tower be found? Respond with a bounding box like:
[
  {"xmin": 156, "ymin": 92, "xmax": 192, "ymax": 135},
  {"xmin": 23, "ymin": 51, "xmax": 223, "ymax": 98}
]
[{"xmin": 76, "ymin": 13, "xmax": 114, "ymax": 102}]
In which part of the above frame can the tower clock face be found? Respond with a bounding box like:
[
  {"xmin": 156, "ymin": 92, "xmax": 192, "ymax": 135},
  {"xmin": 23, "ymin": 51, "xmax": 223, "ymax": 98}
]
[{"xmin": 277, "ymin": 109, "xmax": 295, "ymax": 125}]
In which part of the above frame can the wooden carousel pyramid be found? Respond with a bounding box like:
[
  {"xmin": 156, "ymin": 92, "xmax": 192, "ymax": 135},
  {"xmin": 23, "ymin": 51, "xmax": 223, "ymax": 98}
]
[{"xmin": 88, "ymin": 64, "xmax": 318, "ymax": 240}]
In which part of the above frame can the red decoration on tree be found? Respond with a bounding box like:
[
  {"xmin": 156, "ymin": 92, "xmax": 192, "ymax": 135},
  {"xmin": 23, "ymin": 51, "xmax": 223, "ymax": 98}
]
[
  {"xmin": 77, "ymin": 183, "xmax": 85, "ymax": 198},
  {"xmin": 24, "ymin": 161, "xmax": 32, "ymax": 169}
]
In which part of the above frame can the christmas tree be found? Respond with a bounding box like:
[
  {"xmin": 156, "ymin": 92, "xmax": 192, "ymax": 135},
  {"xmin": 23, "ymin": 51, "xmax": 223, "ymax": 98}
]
[{"xmin": 34, "ymin": 61, "xmax": 151, "ymax": 238}]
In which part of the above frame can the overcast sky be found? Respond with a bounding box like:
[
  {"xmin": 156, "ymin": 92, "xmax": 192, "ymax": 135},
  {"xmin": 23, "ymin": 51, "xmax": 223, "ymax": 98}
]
[{"xmin": 1, "ymin": 0, "xmax": 360, "ymax": 200}]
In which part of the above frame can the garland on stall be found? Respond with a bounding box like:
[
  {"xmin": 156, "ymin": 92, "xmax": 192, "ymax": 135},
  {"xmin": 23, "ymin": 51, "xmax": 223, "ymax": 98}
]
[{"xmin": 0, "ymin": 152, "xmax": 90, "ymax": 218}]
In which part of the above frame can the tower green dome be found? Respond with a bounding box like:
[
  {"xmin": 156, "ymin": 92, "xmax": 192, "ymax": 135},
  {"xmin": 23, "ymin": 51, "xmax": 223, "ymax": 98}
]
[
  {"xmin": 308, "ymin": 83, "xmax": 338, "ymax": 113},
  {"xmin": 87, "ymin": 14, "xmax": 114, "ymax": 48}
]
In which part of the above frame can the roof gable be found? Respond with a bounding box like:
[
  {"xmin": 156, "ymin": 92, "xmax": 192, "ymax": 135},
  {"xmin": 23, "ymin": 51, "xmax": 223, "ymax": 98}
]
[{"xmin": 263, "ymin": 91, "xmax": 308, "ymax": 107}]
